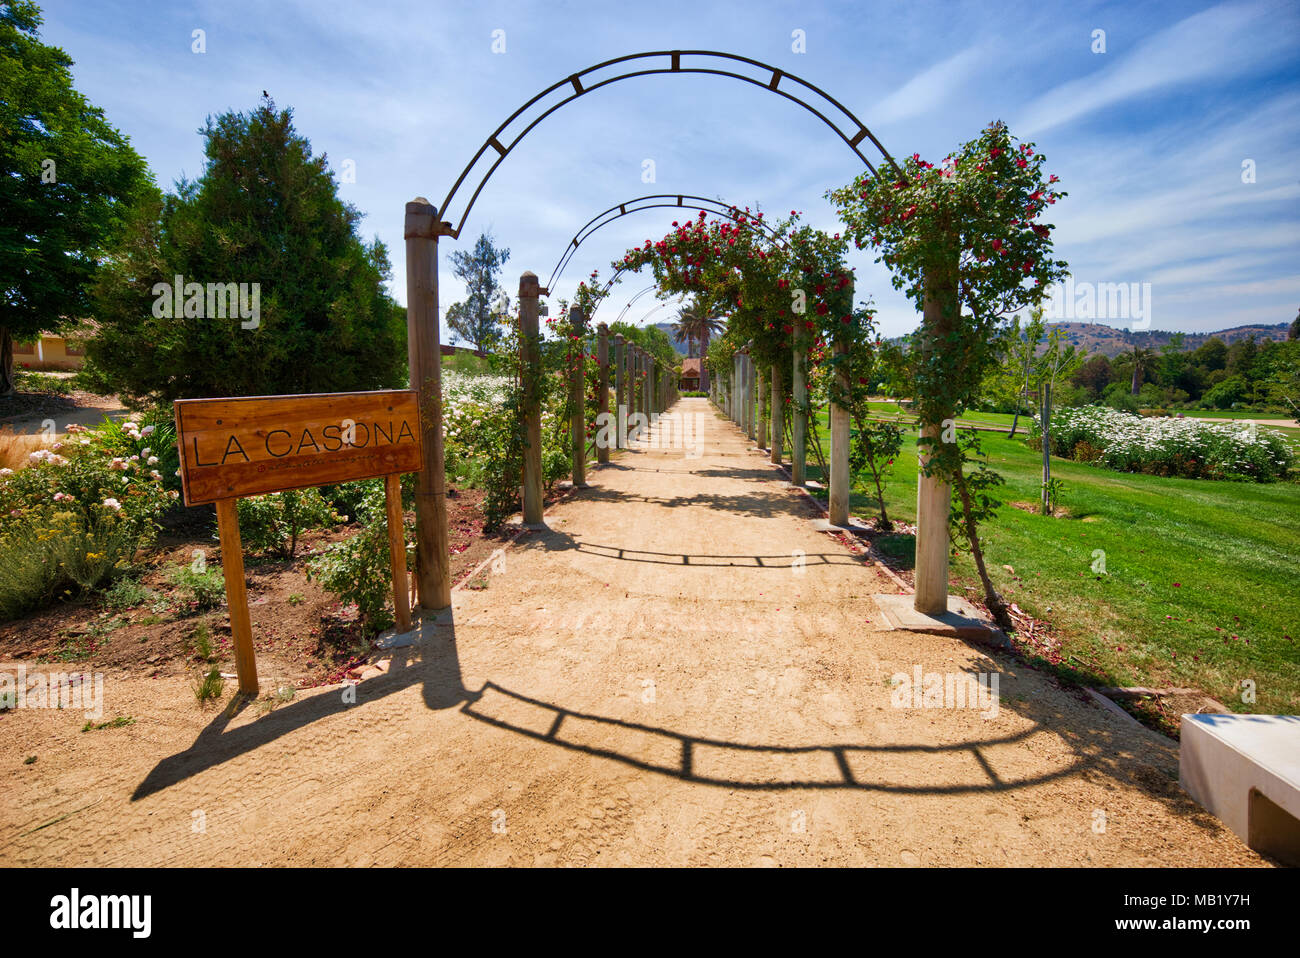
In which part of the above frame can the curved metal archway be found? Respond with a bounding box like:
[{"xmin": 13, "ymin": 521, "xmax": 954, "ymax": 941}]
[
  {"xmin": 435, "ymin": 50, "xmax": 901, "ymax": 241},
  {"xmin": 546, "ymin": 193, "xmax": 788, "ymax": 293},
  {"xmin": 547, "ymin": 192, "xmax": 795, "ymax": 322}
]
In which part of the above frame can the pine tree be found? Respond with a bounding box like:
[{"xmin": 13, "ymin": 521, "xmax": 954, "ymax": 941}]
[
  {"xmin": 85, "ymin": 97, "xmax": 406, "ymax": 402},
  {"xmin": 445, "ymin": 232, "xmax": 510, "ymax": 352}
]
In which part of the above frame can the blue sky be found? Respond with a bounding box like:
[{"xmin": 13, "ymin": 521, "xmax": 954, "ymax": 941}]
[{"xmin": 39, "ymin": 0, "xmax": 1300, "ymax": 340}]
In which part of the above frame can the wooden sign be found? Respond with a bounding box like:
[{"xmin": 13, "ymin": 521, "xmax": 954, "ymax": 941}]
[
  {"xmin": 173, "ymin": 390, "xmax": 423, "ymax": 696},
  {"xmin": 175, "ymin": 390, "xmax": 422, "ymax": 507}
]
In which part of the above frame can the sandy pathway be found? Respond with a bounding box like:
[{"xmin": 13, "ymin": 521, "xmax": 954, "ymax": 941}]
[{"xmin": 0, "ymin": 399, "xmax": 1264, "ymax": 866}]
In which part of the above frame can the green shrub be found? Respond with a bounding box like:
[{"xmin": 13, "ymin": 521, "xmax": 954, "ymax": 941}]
[
  {"xmin": 13, "ymin": 370, "xmax": 73, "ymax": 395},
  {"xmin": 168, "ymin": 564, "xmax": 226, "ymax": 611},
  {"xmin": 0, "ymin": 509, "xmax": 141, "ymax": 621},
  {"xmin": 319, "ymin": 478, "xmax": 383, "ymax": 523},
  {"xmin": 98, "ymin": 573, "xmax": 156, "ymax": 611},
  {"xmin": 237, "ymin": 488, "xmax": 340, "ymax": 557},
  {"xmin": 1202, "ymin": 376, "xmax": 1250, "ymax": 410},
  {"xmin": 305, "ymin": 484, "xmax": 410, "ymax": 631}
]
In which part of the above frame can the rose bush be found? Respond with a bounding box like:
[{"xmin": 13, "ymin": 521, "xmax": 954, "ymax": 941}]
[{"xmin": 0, "ymin": 413, "xmax": 177, "ymax": 619}]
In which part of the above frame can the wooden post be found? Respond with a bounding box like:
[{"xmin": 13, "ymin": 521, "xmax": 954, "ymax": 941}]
[
  {"xmin": 384, "ymin": 474, "xmax": 411, "ymax": 633},
  {"xmin": 1041, "ymin": 381, "xmax": 1052, "ymax": 514},
  {"xmin": 597, "ymin": 323, "xmax": 610, "ymax": 465},
  {"xmin": 738, "ymin": 350, "xmax": 746, "ymax": 434},
  {"xmin": 741, "ymin": 350, "xmax": 751, "ymax": 438},
  {"xmin": 829, "ymin": 334, "xmax": 851, "ymax": 526},
  {"xmin": 645, "ymin": 353, "xmax": 654, "ymax": 419},
  {"xmin": 914, "ymin": 263, "xmax": 955, "ymax": 615},
  {"xmin": 404, "ymin": 198, "xmax": 451, "ymax": 612},
  {"xmin": 519, "ymin": 272, "xmax": 544, "ymax": 524},
  {"xmin": 569, "ymin": 306, "xmax": 588, "ymax": 487},
  {"xmin": 732, "ymin": 353, "xmax": 740, "ymax": 423},
  {"xmin": 215, "ymin": 498, "xmax": 258, "ymax": 695},
  {"xmin": 792, "ymin": 332, "xmax": 807, "ymax": 485},
  {"xmin": 613, "ymin": 333, "xmax": 625, "ymax": 450},
  {"xmin": 770, "ymin": 363, "xmax": 783, "ymax": 465}
]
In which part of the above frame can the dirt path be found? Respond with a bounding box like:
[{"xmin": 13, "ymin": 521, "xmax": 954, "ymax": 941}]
[{"xmin": 0, "ymin": 399, "xmax": 1264, "ymax": 866}]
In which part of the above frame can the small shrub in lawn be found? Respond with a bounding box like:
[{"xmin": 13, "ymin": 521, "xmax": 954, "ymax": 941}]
[{"xmin": 168, "ymin": 564, "xmax": 226, "ymax": 611}]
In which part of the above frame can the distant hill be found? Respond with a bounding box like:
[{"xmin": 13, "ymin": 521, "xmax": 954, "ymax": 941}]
[
  {"xmin": 653, "ymin": 322, "xmax": 691, "ymax": 355},
  {"xmin": 656, "ymin": 320, "xmax": 1291, "ymax": 358},
  {"xmin": 1048, "ymin": 322, "xmax": 1290, "ymax": 357}
]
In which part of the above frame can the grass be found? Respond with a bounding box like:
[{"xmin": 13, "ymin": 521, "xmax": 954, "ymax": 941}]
[
  {"xmin": 1182, "ymin": 408, "xmax": 1295, "ymax": 420},
  {"xmin": 167, "ymin": 564, "xmax": 226, "ymax": 611},
  {"xmin": 192, "ymin": 666, "xmax": 225, "ymax": 705},
  {"xmin": 98, "ymin": 575, "xmax": 156, "ymax": 612},
  {"xmin": 81, "ymin": 716, "xmax": 135, "ymax": 732},
  {"xmin": 189, "ymin": 621, "xmax": 217, "ymax": 663},
  {"xmin": 806, "ymin": 409, "xmax": 1300, "ymax": 715},
  {"xmin": 0, "ymin": 427, "xmax": 48, "ymax": 472}
]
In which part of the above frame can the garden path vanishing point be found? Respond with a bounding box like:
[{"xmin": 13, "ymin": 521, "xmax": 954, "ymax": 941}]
[{"xmin": 0, "ymin": 398, "xmax": 1266, "ymax": 866}]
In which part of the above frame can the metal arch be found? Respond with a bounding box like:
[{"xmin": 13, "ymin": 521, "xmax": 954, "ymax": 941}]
[
  {"xmin": 546, "ymin": 193, "xmax": 788, "ymax": 293},
  {"xmin": 436, "ymin": 50, "xmax": 902, "ymax": 240},
  {"xmin": 612, "ymin": 283, "xmax": 664, "ymax": 325}
]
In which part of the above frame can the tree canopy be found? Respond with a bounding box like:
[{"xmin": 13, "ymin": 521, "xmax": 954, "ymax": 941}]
[
  {"xmin": 85, "ymin": 98, "xmax": 405, "ymax": 402},
  {"xmin": 445, "ymin": 231, "xmax": 510, "ymax": 352},
  {"xmin": 0, "ymin": 0, "xmax": 153, "ymax": 394}
]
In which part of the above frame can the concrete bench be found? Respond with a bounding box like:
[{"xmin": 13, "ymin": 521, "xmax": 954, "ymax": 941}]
[{"xmin": 1180, "ymin": 714, "xmax": 1300, "ymax": 865}]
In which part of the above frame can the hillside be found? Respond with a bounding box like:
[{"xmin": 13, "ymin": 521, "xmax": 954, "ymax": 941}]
[
  {"xmin": 1049, "ymin": 322, "xmax": 1290, "ymax": 357},
  {"xmin": 654, "ymin": 320, "xmax": 1291, "ymax": 358},
  {"xmin": 653, "ymin": 321, "xmax": 691, "ymax": 355}
]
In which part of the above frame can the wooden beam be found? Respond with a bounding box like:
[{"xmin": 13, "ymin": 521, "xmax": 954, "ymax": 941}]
[
  {"xmin": 215, "ymin": 498, "xmax": 258, "ymax": 696},
  {"xmin": 384, "ymin": 474, "xmax": 411, "ymax": 633}
]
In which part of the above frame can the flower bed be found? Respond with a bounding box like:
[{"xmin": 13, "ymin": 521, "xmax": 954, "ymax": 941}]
[
  {"xmin": 0, "ymin": 413, "xmax": 178, "ymax": 619},
  {"xmin": 1038, "ymin": 406, "xmax": 1294, "ymax": 481}
]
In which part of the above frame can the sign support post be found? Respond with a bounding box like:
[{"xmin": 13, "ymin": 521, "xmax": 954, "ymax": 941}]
[{"xmin": 214, "ymin": 498, "xmax": 258, "ymax": 695}]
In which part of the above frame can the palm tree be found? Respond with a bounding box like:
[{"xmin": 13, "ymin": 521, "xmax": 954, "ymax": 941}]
[
  {"xmin": 672, "ymin": 305, "xmax": 725, "ymax": 356},
  {"xmin": 1127, "ymin": 346, "xmax": 1156, "ymax": 395},
  {"xmin": 670, "ymin": 309, "xmax": 701, "ymax": 357},
  {"xmin": 672, "ymin": 304, "xmax": 727, "ymax": 391}
]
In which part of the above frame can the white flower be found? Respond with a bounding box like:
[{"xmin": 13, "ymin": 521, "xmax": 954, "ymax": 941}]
[
  {"xmin": 141, "ymin": 425, "xmax": 155, "ymax": 437},
  {"xmin": 102, "ymin": 498, "xmax": 122, "ymax": 510},
  {"xmin": 147, "ymin": 456, "xmax": 159, "ymax": 465},
  {"xmin": 0, "ymin": 468, "xmax": 11, "ymax": 476}
]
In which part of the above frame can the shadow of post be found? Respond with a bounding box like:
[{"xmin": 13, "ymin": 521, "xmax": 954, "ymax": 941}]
[{"xmin": 131, "ymin": 615, "xmax": 474, "ymax": 801}]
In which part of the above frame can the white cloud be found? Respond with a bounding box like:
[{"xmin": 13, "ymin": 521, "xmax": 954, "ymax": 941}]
[
  {"xmin": 871, "ymin": 46, "xmax": 986, "ymax": 126},
  {"xmin": 1019, "ymin": 1, "xmax": 1296, "ymax": 135}
]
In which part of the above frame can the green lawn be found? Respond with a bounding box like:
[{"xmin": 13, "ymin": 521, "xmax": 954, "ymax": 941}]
[
  {"xmin": 805, "ymin": 410, "xmax": 1300, "ymax": 715},
  {"xmin": 1182, "ymin": 409, "xmax": 1295, "ymax": 420}
]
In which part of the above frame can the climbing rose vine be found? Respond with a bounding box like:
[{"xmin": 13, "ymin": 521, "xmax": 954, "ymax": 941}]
[{"xmin": 828, "ymin": 120, "xmax": 1069, "ymax": 628}]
